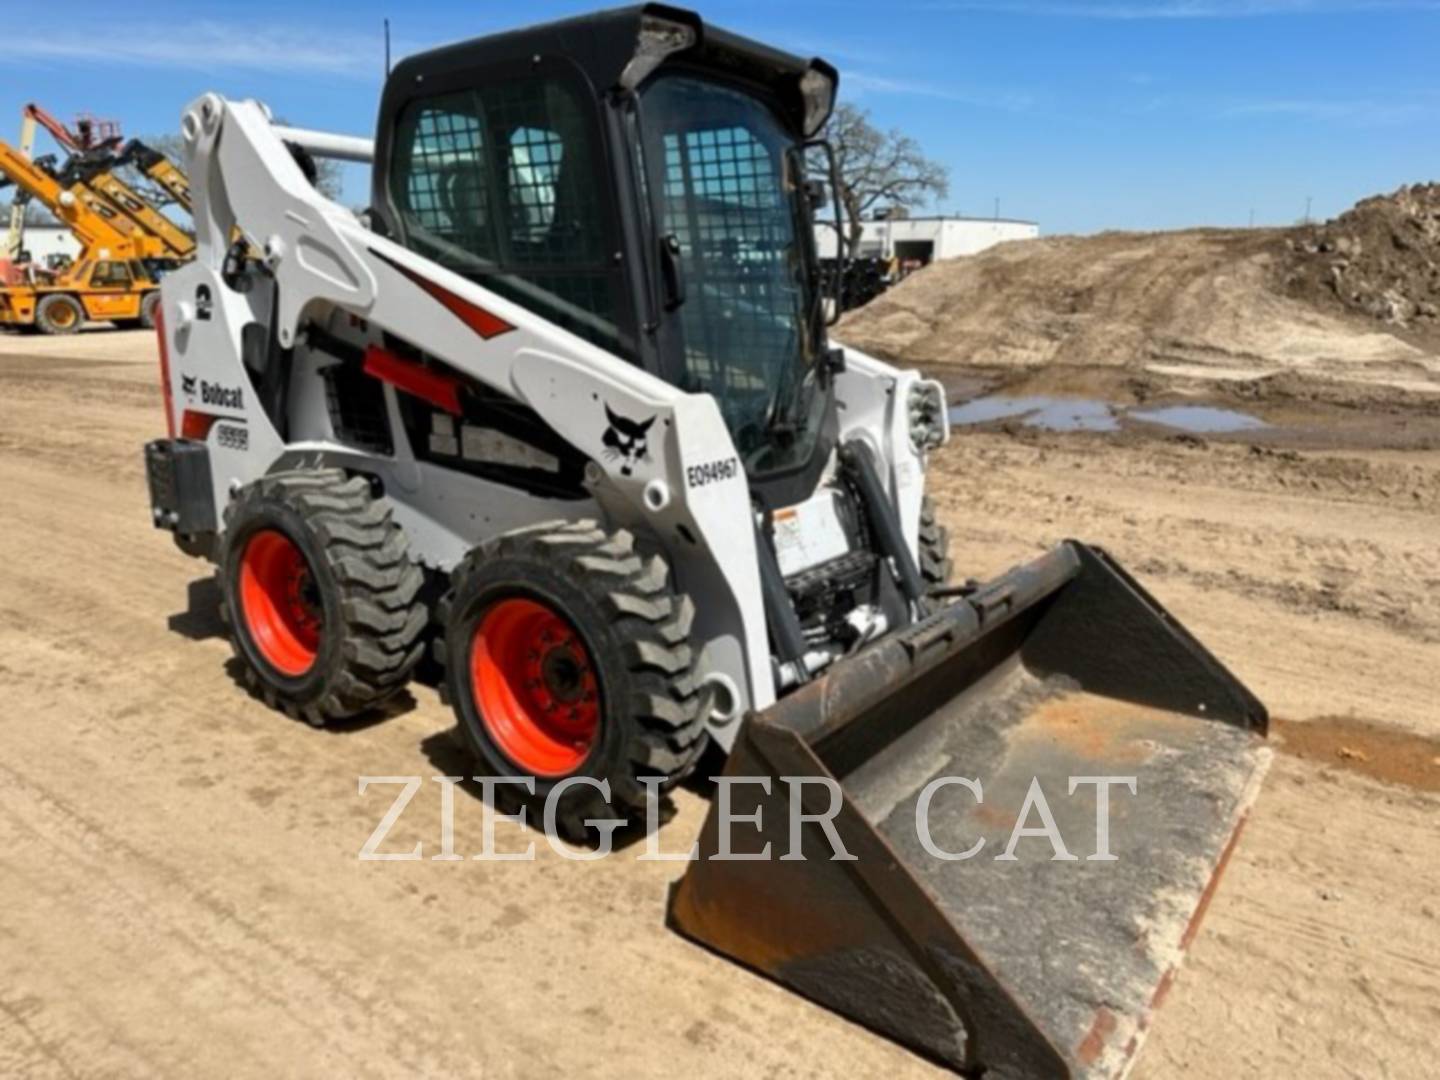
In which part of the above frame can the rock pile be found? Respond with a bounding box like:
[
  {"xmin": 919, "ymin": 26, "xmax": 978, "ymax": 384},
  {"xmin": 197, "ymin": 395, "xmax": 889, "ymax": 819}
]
[{"xmin": 1281, "ymin": 183, "xmax": 1440, "ymax": 339}]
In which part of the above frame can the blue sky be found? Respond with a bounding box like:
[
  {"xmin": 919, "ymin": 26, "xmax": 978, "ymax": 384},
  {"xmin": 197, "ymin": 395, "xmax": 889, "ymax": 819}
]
[{"xmin": 7, "ymin": 0, "xmax": 1438, "ymax": 234}]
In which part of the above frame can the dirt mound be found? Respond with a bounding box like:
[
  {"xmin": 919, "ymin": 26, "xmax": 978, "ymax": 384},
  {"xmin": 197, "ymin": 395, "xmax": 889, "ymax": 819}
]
[
  {"xmin": 837, "ymin": 188, "xmax": 1440, "ymax": 397},
  {"xmin": 1280, "ymin": 183, "xmax": 1440, "ymax": 343}
]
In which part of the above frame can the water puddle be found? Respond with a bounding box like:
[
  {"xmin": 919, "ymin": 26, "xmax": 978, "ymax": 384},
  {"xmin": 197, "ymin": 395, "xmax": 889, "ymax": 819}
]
[
  {"xmin": 949, "ymin": 396, "xmax": 1268, "ymax": 435},
  {"xmin": 1129, "ymin": 405, "xmax": 1268, "ymax": 433},
  {"xmin": 947, "ymin": 396, "xmax": 1119, "ymax": 432}
]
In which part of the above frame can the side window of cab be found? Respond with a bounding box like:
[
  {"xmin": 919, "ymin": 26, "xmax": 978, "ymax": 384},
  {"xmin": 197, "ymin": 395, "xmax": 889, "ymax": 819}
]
[
  {"xmin": 90, "ymin": 261, "xmax": 134, "ymax": 288},
  {"xmin": 390, "ymin": 74, "xmax": 630, "ymax": 358}
]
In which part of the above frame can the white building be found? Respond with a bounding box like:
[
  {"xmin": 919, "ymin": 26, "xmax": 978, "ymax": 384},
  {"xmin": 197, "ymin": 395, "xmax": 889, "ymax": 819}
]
[
  {"xmin": 815, "ymin": 215, "xmax": 1038, "ymax": 266},
  {"xmin": 11, "ymin": 225, "xmax": 81, "ymax": 264}
]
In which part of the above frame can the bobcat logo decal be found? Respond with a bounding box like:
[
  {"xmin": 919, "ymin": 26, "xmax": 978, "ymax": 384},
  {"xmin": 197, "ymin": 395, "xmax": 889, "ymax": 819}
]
[
  {"xmin": 180, "ymin": 374, "xmax": 197, "ymax": 398},
  {"xmin": 602, "ymin": 405, "xmax": 656, "ymax": 477}
]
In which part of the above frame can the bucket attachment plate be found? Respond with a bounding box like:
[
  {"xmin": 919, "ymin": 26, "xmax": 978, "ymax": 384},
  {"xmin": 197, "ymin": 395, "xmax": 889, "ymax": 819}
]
[{"xmin": 669, "ymin": 542, "xmax": 1270, "ymax": 1078}]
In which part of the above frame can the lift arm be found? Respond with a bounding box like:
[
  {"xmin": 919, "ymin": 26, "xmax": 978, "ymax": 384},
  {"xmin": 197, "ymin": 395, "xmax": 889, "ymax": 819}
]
[
  {"xmin": 0, "ymin": 138, "xmax": 140, "ymax": 259},
  {"xmin": 62, "ymin": 153, "xmax": 194, "ymax": 258},
  {"xmin": 119, "ymin": 140, "xmax": 192, "ymax": 214}
]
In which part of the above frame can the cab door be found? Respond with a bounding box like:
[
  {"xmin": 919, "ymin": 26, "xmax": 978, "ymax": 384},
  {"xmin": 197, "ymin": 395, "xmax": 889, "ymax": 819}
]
[{"xmin": 80, "ymin": 260, "xmax": 143, "ymax": 321}]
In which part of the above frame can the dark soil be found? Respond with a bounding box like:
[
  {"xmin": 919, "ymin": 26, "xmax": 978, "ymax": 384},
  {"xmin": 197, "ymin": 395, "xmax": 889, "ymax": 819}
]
[{"xmin": 1279, "ymin": 182, "xmax": 1440, "ymax": 349}]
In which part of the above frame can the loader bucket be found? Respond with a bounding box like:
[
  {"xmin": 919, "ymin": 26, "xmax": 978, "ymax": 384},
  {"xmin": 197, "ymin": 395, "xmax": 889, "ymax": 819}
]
[{"xmin": 668, "ymin": 541, "xmax": 1270, "ymax": 1079}]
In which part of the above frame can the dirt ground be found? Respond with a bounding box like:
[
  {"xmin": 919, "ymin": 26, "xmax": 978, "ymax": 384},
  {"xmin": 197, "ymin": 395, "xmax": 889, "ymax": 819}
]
[
  {"xmin": 836, "ymin": 190, "xmax": 1440, "ymax": 399},
  {"xmin": 2, "ymin": 328, "xmax": 1438, "ymax": 1078}
]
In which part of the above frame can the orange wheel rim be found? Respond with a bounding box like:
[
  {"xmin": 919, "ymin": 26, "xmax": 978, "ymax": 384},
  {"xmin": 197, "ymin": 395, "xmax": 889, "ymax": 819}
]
[
  {"xmin": 52, "ymin": 303, "xmax": 77, "ymax": 327},
  {"xmin": 469, "ymin": 597, "xmax": 600, "ymax": 777},
  {"xmin": 239, "ymin": 529, "xmax": 322, "ymax": 676}
]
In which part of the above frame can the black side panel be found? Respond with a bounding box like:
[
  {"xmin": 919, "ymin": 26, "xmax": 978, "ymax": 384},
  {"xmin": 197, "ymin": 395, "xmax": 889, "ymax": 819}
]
[{"xmin": 145, "ymin": 439, "xmax": 216, "ymax": 533}]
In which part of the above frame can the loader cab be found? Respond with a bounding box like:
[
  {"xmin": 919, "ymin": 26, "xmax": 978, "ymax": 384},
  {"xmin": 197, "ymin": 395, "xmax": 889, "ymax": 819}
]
[{"xmin": 373, "ymin": 5, "xmax": 839, "ymax": 501}]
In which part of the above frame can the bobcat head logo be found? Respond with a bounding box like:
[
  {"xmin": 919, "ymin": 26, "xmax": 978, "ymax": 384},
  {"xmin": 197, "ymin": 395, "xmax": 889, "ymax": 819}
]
[
  {"xmin": 602, "ymin": 405, "xmax": 656, "ymax": 477},
  {"xmin": 180, "ymin": 374, "xmax": 197, "ymax": 398}
]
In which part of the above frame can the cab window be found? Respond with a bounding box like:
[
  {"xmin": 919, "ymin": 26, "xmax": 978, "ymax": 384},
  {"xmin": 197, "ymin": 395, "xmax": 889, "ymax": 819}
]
[
  {"xmin": 391, "ymin": 75, "xmax": 627, "ymax": 356},
  {"xmin": 90, "ymin": 261, "xmax": 133, "ymax": 288}
]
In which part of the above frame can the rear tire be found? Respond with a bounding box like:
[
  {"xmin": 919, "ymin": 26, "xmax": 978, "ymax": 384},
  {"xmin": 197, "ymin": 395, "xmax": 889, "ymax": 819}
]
[
  {"xmin": 438, "ymin": 521, "xmax": 708, "ymax": 836},
  {"xmin": 918, "ymin": 495, "xmax": 953, "ymax": 588},
  {"xmin": 139, "ymin": 292, "xmax": 161, "ymax": 330},
  {"xmin": 36, "ymin": 294, "xmax": 83, "ymax": 336},
  {"xmin": 218, "ymin": 469, "xmax": 427, "ymax": 725}
]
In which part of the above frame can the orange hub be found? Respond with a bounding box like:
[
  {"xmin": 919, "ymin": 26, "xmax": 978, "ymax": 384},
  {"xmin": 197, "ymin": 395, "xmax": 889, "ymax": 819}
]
[
  {"xmin": 469, "ymin": 597, "xmax": 600, "ymax": 777},
  {"xmin": 239, "ymin": 529, "xmax": 323, "ymax": 677}
]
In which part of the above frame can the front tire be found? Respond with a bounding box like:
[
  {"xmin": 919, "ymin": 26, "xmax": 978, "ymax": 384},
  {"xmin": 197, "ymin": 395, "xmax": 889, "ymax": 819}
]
[
  {"xmin": 439, "ymin": 521, "xmax": 708, "ymax": 833},
  {"xmin": 36, "ymin": 294, "xmax": 83, "ymax": 336},
  {"xmin": 918, "ymin": 495, "xmax": 953, "ymax": 588},
  {"xmin": 218, "ymin": 470, "xmax": 427, "ymax": 725}
]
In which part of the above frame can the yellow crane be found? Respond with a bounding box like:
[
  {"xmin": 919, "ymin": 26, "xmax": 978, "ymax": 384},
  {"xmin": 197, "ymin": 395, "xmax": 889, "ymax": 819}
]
[
  {"xmin": 1, "ymin": 105, "xmax": 196, "ymax": 333},
  {"xmin": 118, "ymin": 139, "xmax": 191, "ymax": 213},
  {"xmin": 0, "ymin": 138, "xmax": 163, "ymax": 333},
  {"xmin": 62, "ymin": 153, "xmax": 194, "ymax": 260}
]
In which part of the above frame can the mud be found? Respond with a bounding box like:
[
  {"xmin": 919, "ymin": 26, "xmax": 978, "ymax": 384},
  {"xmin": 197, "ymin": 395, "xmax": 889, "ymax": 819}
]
[{"xmin": 1274, "ymin": 716, "xmax": 1440, "ymax": 794}]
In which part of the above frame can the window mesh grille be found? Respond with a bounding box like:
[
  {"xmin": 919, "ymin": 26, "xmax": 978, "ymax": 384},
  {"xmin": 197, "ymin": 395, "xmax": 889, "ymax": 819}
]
[
  {"xmin": 659, "ymin": 124, "xmax": 802, "ymax": 426},
  {"xmin": 393, "ymin": 80, "xmax": 622, "ymax": 353},
  {"xmin": 401, "ymin": 95, "xmax": 492, "ymax": 261}
]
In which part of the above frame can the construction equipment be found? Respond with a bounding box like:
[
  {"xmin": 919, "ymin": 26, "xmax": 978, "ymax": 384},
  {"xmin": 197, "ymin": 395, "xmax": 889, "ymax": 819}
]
[
  {"xmin": 3, "ymin": 103, "xmax": 126, "ymax": 266},
  {"xmin": 0, "ymin": 139, "xmax": 164, "ymax": 332},
  {"xmin": 22, "ymin": 102, "xmax": 122, "ymax": 154},
  {"xmin": 116, "ymin": 139, "xmax": 192, "ymax": 213},
  {"xmin": 60, "ymin": 153, "xmax": 195, "ymax": 261},
  {"xmin": 0, "ymin": 105, "xmax": 195, "ymax": 332},
  {"xmin": 144, "ymin": 8, "xmax": 1269, "ymax": 1076},
  {"xmin": 2, "ymin": 109, "xmax": 39, "ymax": 264},
  {"xmin": 20, "ymin": 103, "xmax": 193, "ymax": 264}
]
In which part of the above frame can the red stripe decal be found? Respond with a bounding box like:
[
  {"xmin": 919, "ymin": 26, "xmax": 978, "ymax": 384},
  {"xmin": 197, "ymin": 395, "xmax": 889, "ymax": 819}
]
[
  {"xmin": 180, "ymin": 409, "xmax": 222, "ymax": 440},
  {"xmin": 373, "ymin": 249, "xmax": 514, "ymax": 340},
  {"xmin": 155, "ymin": 305, "xmax": 176, "ymax": 438},
  {"xmin": 363, "ymin": 345, "xmax": 464, "ymax": 415}
]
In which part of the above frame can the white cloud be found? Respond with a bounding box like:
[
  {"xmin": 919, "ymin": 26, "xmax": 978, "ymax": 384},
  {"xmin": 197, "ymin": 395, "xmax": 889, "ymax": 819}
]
[
  {"xmin": 9, "ymin": 22, "xmax": 391, "ymax": 78},
  {"xmin": 845, "ymin": 72, "xmax": 1036, "ymax": 110},
  {"xmin": 1222, "ymin": 97, "xmax": 1430, "ymax": 123}
]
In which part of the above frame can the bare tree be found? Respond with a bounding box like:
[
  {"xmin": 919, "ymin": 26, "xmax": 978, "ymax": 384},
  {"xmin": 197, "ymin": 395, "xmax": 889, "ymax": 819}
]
[
  {"xmin": 24, "ymin": 201, "xmax": 57, "ymax": 226},
  {"xmin": 2, "ymin": 200, "xmax": 58, "ymax": 227},
  {"xmin": 823, "ymin": 104, "xmax": 950, "ymax": 258}
]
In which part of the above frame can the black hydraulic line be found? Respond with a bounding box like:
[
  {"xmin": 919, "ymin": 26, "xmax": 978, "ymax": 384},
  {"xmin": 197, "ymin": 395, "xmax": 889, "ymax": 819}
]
[
  {"xmin": 839, "ymin": 438, "xmax": 926, "ymax": 612},
  {"xmin": 754, "ymin": 519, "xmax": 808, "ymax": 668}
]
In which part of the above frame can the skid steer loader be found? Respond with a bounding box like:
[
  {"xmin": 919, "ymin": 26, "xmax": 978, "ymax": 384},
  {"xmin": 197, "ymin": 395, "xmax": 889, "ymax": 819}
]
[{"xmin": 143, "ymin": 7, "xmax": 1270, "ymax": 1076}]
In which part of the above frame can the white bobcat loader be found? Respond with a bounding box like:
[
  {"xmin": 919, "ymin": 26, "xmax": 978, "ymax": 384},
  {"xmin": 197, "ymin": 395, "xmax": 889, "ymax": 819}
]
[{"xmin": 144, "ymin": 7, "xmax": 1270, "ymax": 1076}]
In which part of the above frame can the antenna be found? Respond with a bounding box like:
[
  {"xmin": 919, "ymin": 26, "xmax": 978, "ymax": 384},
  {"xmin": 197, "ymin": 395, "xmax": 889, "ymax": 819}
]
[{"xmin": 384, "ymin": 19, "xmax": 392, "ymax": 76}]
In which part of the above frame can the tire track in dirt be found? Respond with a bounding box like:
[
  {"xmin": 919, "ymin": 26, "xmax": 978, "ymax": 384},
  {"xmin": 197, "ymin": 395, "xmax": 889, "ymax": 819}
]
[{"xmin": 5, "ymin": 332, "xmax": 1439, "ymax": 1078}]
